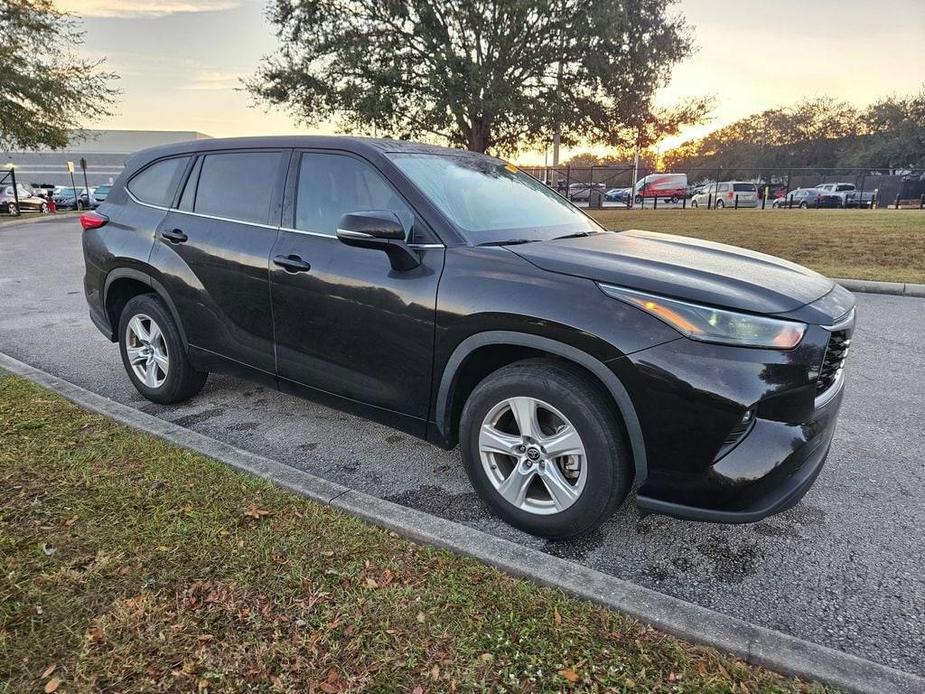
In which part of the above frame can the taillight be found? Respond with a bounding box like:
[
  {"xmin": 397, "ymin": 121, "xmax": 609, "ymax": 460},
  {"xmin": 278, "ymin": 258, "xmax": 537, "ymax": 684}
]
[
  {"xmin": 79, "ymin": 211, "xmax": 108, "ymax": 230},
  {"xmin": 727, "ymin": 191, "xmax": 734, "ymax": 198}
]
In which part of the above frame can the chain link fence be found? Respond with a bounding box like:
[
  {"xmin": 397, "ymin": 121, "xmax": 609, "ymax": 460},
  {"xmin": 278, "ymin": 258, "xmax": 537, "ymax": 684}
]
[{"xmin": 520, "ymin": 165, "xmax": 925, "ymax": 210}]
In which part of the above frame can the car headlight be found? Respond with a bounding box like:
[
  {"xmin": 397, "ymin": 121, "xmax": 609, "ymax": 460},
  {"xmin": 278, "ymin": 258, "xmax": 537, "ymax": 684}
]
[{"xmin": 599, "ymin": 284, "xmax": 806, "ymax": 349}]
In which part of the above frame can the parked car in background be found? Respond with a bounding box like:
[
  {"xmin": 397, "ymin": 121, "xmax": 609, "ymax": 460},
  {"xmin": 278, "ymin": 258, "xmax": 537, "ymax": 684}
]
[
  {"xmin": 772, "ymin": 188, "xmax": 840, "ymax": 209},
  {"xmin": 1, "ymin": 184, "xmax": 50, "ymax": 215},
  {"xmin": 81, "ymin": 135, "xmax": 856, "ymax": 539},
  {"xmin": 633, "ymin": 173, "xmax": 688, "ymax": 203},
  {"xmin": 687, "ymin": 183, "xmax": 708, "ymax": 199},
  {"xmin": 815, "ymin": 182, "xmax": 874, "ymax": 208},
  {"xmin": 53, "ymin": 186, "xmax": 95, "ymax": 210},
  {"xmin": 690, "ymin": 182, "xmax": 759, "ymax": 208},
  {"xmin": 604, "ymin": 187, "xmax": 631, "ymax": 203},
  {"xmin": 568, "ymin": 181, "xmax": 606, "ymax": 202},
  {"xmin": 92, "ymin": 184, "xmax": 112, "ymax": 204}
]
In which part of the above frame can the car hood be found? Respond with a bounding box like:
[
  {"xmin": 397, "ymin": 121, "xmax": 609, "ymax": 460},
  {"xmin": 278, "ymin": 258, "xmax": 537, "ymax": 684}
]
[{"xmin": 510, "ymin": 229, "xmax": 835, "ymax": 315}]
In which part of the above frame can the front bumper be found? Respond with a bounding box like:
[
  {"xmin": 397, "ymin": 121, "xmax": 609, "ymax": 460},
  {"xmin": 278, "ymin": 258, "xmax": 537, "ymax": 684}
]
[
  {"xmin": 635, "ymin": 378, "xmax": 842, "ymax": 522},
  {"xmin": 613, "ymin": 299, "xmax": 854, "ymax": 524}
]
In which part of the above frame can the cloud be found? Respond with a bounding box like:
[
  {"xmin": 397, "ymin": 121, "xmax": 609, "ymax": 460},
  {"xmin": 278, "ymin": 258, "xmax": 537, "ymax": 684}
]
[
  {"xmin": 180, "ymin": 69, "xmax": 244, "ymax": 91},
  {"xmin": 56, "ymin": 1, "xmax": 240, "ymax": 18}
]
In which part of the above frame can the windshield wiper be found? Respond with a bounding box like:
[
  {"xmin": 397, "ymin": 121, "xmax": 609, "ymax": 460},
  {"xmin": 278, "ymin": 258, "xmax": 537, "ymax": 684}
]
[
  {"xmin": 551, "ymin": 231, "xmax": 596, "ymax": 240},
  {"xmin": 476, "ymin": 238, "xmax": 541, "ymax": 247}
]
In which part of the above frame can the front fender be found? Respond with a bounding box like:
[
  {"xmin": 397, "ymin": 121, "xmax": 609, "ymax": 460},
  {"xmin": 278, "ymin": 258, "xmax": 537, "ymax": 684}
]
[{"xmin": 433, "ymin": 330, "xmax": 649, "ymax": 486}]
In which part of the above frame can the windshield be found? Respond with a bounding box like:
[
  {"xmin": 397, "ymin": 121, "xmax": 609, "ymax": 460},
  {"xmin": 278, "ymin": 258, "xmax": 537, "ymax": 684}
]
[{"xmin": 389, "ymin": 153, "xmax": 602, "ymax": 244}]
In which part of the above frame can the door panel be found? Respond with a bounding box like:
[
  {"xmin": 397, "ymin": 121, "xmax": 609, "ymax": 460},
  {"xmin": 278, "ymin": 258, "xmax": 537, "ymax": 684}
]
[
  {"xmin": 151, "ymin": 211, "xmax": 279, "ymax": 373},
  {"xmin": 148, "ymin": 149, "xmax": 287, "ymax": 374},
  {"xmin": 270, "ymin": 151, "xmax": 443, "ymax": 420}
]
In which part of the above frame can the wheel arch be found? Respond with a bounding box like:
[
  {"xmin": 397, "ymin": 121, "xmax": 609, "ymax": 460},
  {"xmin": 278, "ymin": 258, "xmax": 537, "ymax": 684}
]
[
  {"xmin": 104, "ymin": 267, "xmax": 188, "ymax": 347},
  {"xmin": 434, "ymin": 331, "xmax": 647, "ymax": 486}
]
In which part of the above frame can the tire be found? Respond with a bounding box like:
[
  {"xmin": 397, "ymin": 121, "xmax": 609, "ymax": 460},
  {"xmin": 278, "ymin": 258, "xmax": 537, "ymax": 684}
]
[
  {"xmin": 459, "ymin": 359, "xmax": 631, "ymax": 539},
  {"xmin": 118, "ymin": 294, "xmax": 208, "ymax": 405},
  {"xmin": 634, "ymin": 195, "xmax": 643, "ymax": 204},
  {"xmin": 40, "ymin": 203, "xmax": 49, "ymax": 214},
  {"xmin": 691, "ymin": 200, "xmax": 698, "ymax": 208},
  {"xmin": 76, "ymin": 200, "xmax": 84, "ymax": 211},
  {"xmin": 716, "ymin": 199, "xmax": 725, "ymax": 209},
  {"xmin": 800, "ymin": 202, "xmax": 808, "ymax": 209},
  {"xmin": 7, "ymin": 203, "xmax": 18, "ymax": 216}
]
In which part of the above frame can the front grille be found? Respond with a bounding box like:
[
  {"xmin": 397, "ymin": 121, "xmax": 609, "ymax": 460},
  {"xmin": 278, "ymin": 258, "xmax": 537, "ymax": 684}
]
[{"xmin": 816, "ymin": 329, "xmax": 851, "ymax": 395}]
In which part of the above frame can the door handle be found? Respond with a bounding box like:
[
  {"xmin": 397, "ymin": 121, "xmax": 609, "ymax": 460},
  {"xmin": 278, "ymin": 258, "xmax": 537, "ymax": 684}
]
[
  {"xmin": 161, "ymin": 228, "xmax": 188, "ymax": 243},
  {"xmin": 273, "ymin": 254, "xmax": 311, "ymax": 273}
]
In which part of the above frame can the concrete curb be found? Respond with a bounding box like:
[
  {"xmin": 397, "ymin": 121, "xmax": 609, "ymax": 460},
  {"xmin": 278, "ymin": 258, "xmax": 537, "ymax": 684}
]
[
  {"xmin": 0, "ymin": 212, "xmax": 80, "ymax": 229},
  {"xmin": 834, "ymin": 278, "xmax": 925, "ymax": 298},
  {"xmin": 1, "ymin": 352, "xmax": 922, "ymax": 694}
]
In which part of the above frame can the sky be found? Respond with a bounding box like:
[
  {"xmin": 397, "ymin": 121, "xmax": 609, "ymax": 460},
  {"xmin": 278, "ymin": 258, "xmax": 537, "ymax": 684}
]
[{"xmin": 61, "ymin": 0, "xmax": 925, "ymax": 163}]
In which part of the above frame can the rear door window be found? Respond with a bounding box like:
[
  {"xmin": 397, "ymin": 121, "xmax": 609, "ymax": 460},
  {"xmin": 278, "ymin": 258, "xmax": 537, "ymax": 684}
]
[
  {"xmin": 733, "ymin": 183, "xmax": 757, "ymax": 192},
  {"xmin": 127, "ymin": 157, "xmax": 190, "ymax": 207},
  {"xmin": 194, "ymin": 152, "xmax": 281, "ymax": 225}
]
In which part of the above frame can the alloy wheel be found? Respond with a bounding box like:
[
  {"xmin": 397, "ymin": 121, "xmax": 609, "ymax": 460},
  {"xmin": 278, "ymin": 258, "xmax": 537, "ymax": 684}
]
[
  {"xmin": 125, "ymin": 314, "xmax": 169, "ymax": 388},
  {"xmin": 479, "ymin": 396, "xmax": 587, "ymax": 515}
]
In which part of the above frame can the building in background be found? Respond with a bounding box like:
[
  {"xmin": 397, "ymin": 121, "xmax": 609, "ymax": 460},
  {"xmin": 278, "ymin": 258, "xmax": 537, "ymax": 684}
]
[{"xmin": 2, "ymin": 129, "xmax": 211, "ymax": 188}]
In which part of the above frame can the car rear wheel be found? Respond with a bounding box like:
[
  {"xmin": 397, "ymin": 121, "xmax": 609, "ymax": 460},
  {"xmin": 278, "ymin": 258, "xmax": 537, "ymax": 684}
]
[
  {"xmin": 460, "ymin": 359, "xmax": 630, "ymax": 539},
  {"xmin": 691, "ymin": 200, "xmax": 698, "ymax": 208},
  {"xmin": 716, "ymin": 199, "xmax": 725, "ymax": 208},
  {"xmin": 40, "ymin": 202, "xmax": 49, "ymax": 214},
  {"xmin": 7, "ymin": 203, "xmax": 18, "ymax": 216},
  {"xmin": 118, "ymin": 294, "xmax": 208, "ymax": 405},
  {"xmin": 800, "ymin": 202, "xmax": 808, "ymax": 209}
]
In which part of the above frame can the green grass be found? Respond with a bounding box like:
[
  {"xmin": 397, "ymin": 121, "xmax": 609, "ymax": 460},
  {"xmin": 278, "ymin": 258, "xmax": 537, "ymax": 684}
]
[
  {"xmin": 0, "ymin": 375, "xmax": 830, "ymax": 692},
  {"xmin": 586, "ymin": 209, "xmax": 925, "ymax": 284}
]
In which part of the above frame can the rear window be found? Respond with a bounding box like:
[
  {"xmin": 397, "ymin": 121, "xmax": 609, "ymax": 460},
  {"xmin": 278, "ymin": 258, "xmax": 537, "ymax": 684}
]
[
  {"xmin": 127, "ymin": 157, "xmax": 190, "ymax": 207},
  {"xmin": 733, "ymin": 183, "xmax": 757, "ymax": 192},
  {"xmin": 194, "ymin": 152, "xmax": 281, "ymax": 225}
]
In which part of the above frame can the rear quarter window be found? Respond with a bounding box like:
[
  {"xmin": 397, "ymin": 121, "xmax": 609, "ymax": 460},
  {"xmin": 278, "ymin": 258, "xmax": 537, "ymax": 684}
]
[
  {"xmin": 127, "ymin": 157, "xmax": 190, "ymax": 207},
  {"xmin": 733, "ymin": 183, "xmax": 757, "ymax": 192}
]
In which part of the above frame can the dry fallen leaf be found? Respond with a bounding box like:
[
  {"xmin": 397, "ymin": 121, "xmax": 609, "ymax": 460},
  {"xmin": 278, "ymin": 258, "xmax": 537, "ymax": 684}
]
[
  {"xmin": 41, "ymin": 664, "xmax": 56, "ymax": 678},
  {"xmin": 412, "ymin": 686, "xmax": 425, "ymax": 694},
  {"xmin": 243, "ymin": 506, "xmax": 272, "ymax": 520},
  {"xmin": 558, "ymin": 668, "xmax": 579, "ymax": 683},
  {"xmin": 416, "ymin": 611, "xmax": 425, "ymax": 623},
  {"xmin": 320, "ymin": 550, "xmax": 335, "ymax": 558},
  {"xmin": 554, "ymin": 608, "xmax": 561, "ymax": 626},
  {"xmin": 364, "ymin": 577, "xmax": 379, "ymax": 589},
  {"xmin": 44, "ymin": 678, "xmax": 61, "ymax": 693}
]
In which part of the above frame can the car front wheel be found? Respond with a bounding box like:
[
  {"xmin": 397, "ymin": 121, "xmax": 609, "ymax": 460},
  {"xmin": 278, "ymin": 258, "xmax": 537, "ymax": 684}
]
[
  {"xmin": 460, "ymin": 359, "xmax": 630, "ymax": 539},
  {"xmin": 118, "ymin": 294, "xmax": 208, "ymax": 405}
]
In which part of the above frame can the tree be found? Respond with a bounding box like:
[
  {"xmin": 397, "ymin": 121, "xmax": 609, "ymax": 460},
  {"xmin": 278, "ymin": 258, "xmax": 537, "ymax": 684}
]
[
  {"xmin": 662, "ymin": 91, "xmax": 925, "ymax": 173},
  {"xmin": 0, "ymin": 0, "xmax": 118, "ymax": 151},
  {"xmin": 844, "ymin": 90, "xmax": 925, "ymax": 170},
  {"xmin": 247, "ymin": 0, "xmax": 704, "ymax": 155}
]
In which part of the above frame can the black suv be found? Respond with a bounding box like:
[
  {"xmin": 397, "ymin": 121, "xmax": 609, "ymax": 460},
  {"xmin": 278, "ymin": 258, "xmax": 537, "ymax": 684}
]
[{"xmin": 81, "ymin": 137, "xmax": 855, "ymax": 539}]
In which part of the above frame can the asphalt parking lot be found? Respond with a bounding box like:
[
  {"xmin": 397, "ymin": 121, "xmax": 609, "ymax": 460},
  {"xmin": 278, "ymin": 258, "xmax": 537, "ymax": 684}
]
[{"xmin": 2, "ymin": 215, "xmax": 923, "ymax": 677}]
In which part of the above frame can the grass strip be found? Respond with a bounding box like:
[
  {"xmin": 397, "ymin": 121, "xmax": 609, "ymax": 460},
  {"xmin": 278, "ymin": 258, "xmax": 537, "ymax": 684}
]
[{"xmin": 0, "ymin": 375, "xmax": 829, "ymax": 692}]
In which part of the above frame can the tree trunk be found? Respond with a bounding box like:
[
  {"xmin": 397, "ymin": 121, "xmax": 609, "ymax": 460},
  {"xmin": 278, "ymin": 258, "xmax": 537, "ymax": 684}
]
[{"xmin": 468, "ymin": 116, "xmax": 490, "ymax": 153}]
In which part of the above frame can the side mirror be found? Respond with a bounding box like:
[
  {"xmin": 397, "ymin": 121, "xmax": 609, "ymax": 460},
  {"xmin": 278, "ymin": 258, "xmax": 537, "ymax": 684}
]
[{"xmin": 336, "ymin": 210, "xmax": 420, "ymax": 271}]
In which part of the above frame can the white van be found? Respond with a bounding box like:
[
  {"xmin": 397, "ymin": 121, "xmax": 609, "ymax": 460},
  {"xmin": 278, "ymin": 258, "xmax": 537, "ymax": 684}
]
[{"xmin": 691, "ymin": 181, "xmax": 759, "ymax": 208}]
